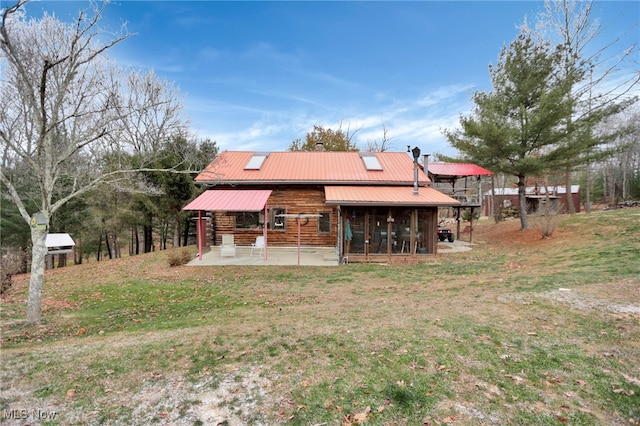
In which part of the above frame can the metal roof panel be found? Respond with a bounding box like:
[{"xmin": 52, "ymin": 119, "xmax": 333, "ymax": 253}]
[
  {"xmin": 182, "ymin": 190, "xmax": 272, "ymax": 211},
  {"xmin": 325, "ymin": 186, "xmax": 460, "ymax": 206},
  {"xmin": 428, "ymin": 162, "xmax": 493, "ymax": 177},
  {"xmin": 195, "ymin": 151, "xmax": 430, "ymax": 184}
]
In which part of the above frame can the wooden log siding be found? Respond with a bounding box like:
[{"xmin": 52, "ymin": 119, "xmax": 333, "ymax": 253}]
[{"xmin": 211, "ymin": 186, "xmax": 338, "ymax": 247}]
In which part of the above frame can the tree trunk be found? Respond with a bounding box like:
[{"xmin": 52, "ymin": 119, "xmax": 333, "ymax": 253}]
[
  {"xmin": 129, "ymin": 227, "xmax": 134, "ymax": 256},
  {"xmin": 96, "ymin": 232, "xmax": 103, "ymax": 261},
  {"xmin": 182, "ymin": 217, "xmax": 191, "ymax": 247},
  {"xmin": 134, "ymin": 225, "xmax": 140, "ymax": 255},
  {"xmin": 105, "ymin": 230, "xmax": 113, "ymax": 259},
  {"xmin": 27, "ymin": 228, "xmax": 47, "ymax": 323},
  {"xmin": 161, "ymin": 222, "xmax": 167, "ymax": 250},
  {"xmin": 518, "ymin": 174, "xmax": 529, "ymax": 230},
  {"xmin": 75, "ymin": 238, "xmax": 83, "ymax": 265},
  {"xmin": 565, "ymin": 167, "xmax": 576, "ymax": 214},
  {"xmin": 491, "ymin": 175, "xmax": 500, "ymax": 223},
  {"xmin": 143, "ymin": 210, "xmax": 154, "ymax": 253},
  {"xmin": 144, "ymin": 225, "xmax": 153, "ymax": 253},
  {"xmin": 173, "ymin": 216, "xmax": 181, "ymax": 248},
  {"xmin": 585, "ymin": 161, "xmax": 591, "ymax": 214},
  {"xmin": 112, "ymin": 227, "xmax": 119, "ymax": 258}
]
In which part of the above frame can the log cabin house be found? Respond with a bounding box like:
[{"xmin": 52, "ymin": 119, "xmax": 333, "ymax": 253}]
[{"xmin": 183, "ymin": 149, "xmax": 460, "ymax": 263}]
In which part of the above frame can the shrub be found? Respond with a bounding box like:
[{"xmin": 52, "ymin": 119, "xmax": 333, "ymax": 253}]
[
  {"xmin": 532, "ymin": 212, "xmax": 559, "ymax": 238},
  {"xmin": 167, "ymin": 248, "xmax": 193, "ymax": 267},
  {"xmin": 0, "ymin": 248, "xmax": 27, "ymax": 295}
]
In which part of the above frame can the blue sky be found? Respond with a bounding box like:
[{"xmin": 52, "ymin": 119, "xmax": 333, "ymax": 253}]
[{"xmin": 20, "ymin": 1, "xmax": 640, "ymax": 157}]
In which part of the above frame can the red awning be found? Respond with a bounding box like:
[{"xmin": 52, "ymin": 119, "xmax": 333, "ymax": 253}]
[
  {"xmin": 428, "ymin": 162, "xmax": 493, "ymax": 177},
  {"xmin": 182, "ymin": 190, "xmax": 272, "ymax": 211},
  {"xmin": 324, "ymin": 186, "xmax": 460, "ymax": 206}
]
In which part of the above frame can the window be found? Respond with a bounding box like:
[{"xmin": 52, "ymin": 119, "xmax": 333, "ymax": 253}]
[
  {"xmin": 272, "ymin": 208, "xmax": 286, "ymax": 231},
  {"xmin": 318, "ymin": 211, "xmax": 331, "ymax": 234},
  {"xmin": 234, "ymin": 212, "xmax": 262, "ymax": 229}
]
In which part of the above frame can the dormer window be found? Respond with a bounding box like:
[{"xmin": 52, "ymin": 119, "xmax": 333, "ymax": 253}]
[
  {"xmin": 360, "ymin": 152, "xmax": 383, "ymax": 171},
  {"xmin": 244, "ymin": 152, "xmax": 269, "ymax": 170}
]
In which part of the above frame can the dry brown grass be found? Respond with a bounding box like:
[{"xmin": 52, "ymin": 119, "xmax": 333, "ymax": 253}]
[{"xmin": 1, "ymin": 211, "xmax": 639, "ymax": 425}]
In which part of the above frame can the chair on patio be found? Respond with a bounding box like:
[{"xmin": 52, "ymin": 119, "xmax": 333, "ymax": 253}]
[
  {"xmin": 220, "ymin": 234, "xmax": 236, "ymax": 258},
  {"xmin": 251, "ymin": 235, "xmax": 265, "ymax": 256}
]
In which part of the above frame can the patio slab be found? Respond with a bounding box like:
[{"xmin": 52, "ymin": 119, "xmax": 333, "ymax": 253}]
[{"xmin": 187, "ymin": 246, "xmax": 340, "ymax": 266}]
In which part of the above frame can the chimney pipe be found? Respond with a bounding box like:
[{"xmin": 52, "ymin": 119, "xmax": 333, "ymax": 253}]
[
  {"xmin": 315, "ymin": 141, "xmax": 324, "ymax": 151},
  {"xmin": 411, "ymin": 147, "xmax": 421, "ymax": 195},
  {"xmin": 423, "ymin": 154, "xmax": 430, "ymax": 185}
]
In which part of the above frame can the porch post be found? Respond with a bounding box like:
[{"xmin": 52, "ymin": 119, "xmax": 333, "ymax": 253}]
[
  {"xmin": 337, "ymin": 207, "xmax": 343, "ymax": 263},
  {"xmin": 197, "ymin": 210, "xmax": 203, "ymax": 261},
  {"xmin": 297, "ymin": 216, "xmax": 301, "ymax": 266},
  {"xmin": 263, "ymin": 204, "xmax": 268, "ymax": 260},
  {"xmin": 411, "ymin": 209, "xmax": 416, "ymax": 255},
  {"xmin": 469, "ymin": 207, "xmax": 475, "ymax": 243}
]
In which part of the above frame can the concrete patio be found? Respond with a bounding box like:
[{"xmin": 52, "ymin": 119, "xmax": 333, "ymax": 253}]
[
  {"xmin": 187, "ymin": 246, "xmax": 341, "ymax": 266},
  {"xmin": 186, "ymin": 240, "xmax": 474, "ymax": 267}
]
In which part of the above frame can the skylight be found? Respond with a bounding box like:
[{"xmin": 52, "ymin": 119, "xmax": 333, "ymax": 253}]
[
  {"xmin": 244, "ymin": 152, "xmax": 269, "ymax": 170},
  {"xmin": 360, "ymin": 153, "xmax": 383, "ymax": 171}
]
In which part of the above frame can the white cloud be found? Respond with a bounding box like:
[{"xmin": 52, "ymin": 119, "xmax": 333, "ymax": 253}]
[{"xmin": 185, "ymin": 73, "xmax": 478, "ymax": 157}]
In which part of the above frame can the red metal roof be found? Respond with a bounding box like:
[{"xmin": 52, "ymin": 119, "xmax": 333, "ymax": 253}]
[
  {"xmin": 182, "ymin": 190, "xmax": 272, "ymax": 211},
  {"xmin": 428, "ymin": 162, "xmax": 493, "ymax": 177},
  {"xmin": 325, "ymin": 186, "xmax": 460, "ymax": 206},
  {"xmin": 195, "ymin": 151, "xmax": 431, "ymax": 185}
]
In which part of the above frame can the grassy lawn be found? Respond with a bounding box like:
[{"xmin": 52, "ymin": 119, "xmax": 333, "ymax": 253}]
[{"xmin": 1, "ymin": 209, "xmax": 639, "ymax": 425}]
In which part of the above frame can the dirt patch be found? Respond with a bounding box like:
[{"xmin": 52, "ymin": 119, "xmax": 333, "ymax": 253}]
[
  {"xmin": 473, "ymin": 218, "xmax": 561, "ymax": 246},
  {"xmin": 124, "ymin": 368, "xmax": 277, "ymax": 426},
  {"xmin": 538, "ymin": 280, "xmax": 640, "ymax": 317}
]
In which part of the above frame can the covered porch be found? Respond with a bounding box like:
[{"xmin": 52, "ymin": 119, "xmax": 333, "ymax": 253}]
[
  {"xmin": 325, "ymin": 186, "xmax": 460, "ymax": 263},
  {"xmin": 182, "ymin": 189, "xmax": 272, "ymax": 262}
]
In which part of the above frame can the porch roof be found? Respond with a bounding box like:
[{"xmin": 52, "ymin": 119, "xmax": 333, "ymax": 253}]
[
  {"xmin": 324, "ymin": 186, "xmax": 460, "ymax": 206},
  {"xmin": 182, "ymin": 189, "xmax": 272, "ymax": 211},
  {"xmin": 428, "ymin": 162, "xmax": 493, "ymax": 178}
]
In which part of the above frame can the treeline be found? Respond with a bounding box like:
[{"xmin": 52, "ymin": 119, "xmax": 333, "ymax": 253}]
[{"xmin": 0, "ymin": 137, "xmax": 218, "ymax": 271}]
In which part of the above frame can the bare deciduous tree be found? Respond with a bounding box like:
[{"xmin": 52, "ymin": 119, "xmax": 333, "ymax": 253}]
[
  {"xmin": 0, "ymin": 1, "xmax": 188, "ymax": 322},
  {"xmin": 531, "ymin": 0, "xmax": 639, "ymax": 213},
  {"xmin": 364, "ymin": 122, "xmax": 394, "ymax": 152}
]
